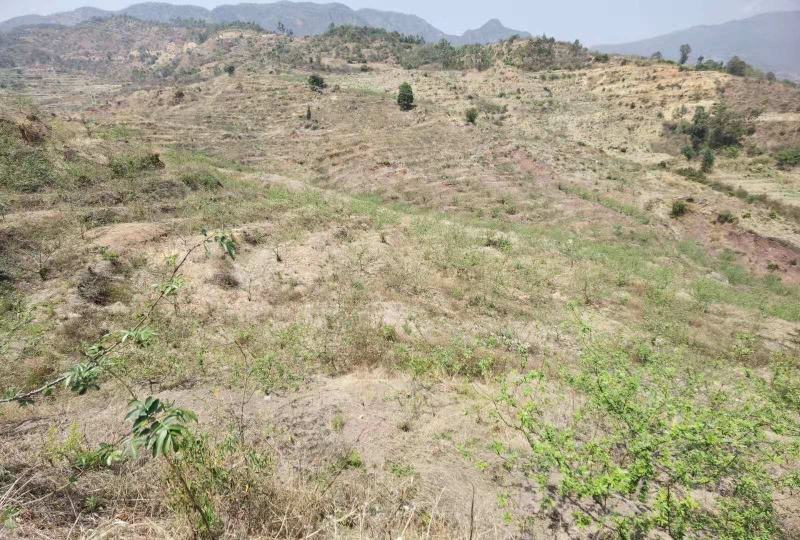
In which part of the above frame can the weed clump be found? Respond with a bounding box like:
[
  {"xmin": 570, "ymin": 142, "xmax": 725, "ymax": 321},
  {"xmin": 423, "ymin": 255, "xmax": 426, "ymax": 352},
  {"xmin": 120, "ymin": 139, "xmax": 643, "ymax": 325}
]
[
  {"xmin": 179, "ymin": 171, "xmax": 223, "ymax": 190},
  {"xmin": 775, "ymin": 147, "xmax": 800, "ymax": 170},
  {"xmin": 109, "ymin": 152, "xmax": 165, "ymax": 178},
  {"xmin": 465, "ymin": 107, "xmax": 478, "ymax": 124},
  {"xmin": 670, "ymin": 199, "xmax": 688, "ymax": 218},
  {"xmin": 77, "ymin": 268, "xmax": 127, "ymax": 306},
  {"xmin": 717, "ymin": 210, "xmax": 737, "ymax": 224},
  {"xmin": 0, "ymin": 122, "xmax": 57, "ymax": 192}
]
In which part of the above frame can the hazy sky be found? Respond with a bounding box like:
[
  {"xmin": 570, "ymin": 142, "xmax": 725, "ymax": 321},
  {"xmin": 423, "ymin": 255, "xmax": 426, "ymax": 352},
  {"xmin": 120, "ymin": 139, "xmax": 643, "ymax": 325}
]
[{"xmin": 2, "ymin": 0, "xmax": 799, "ymax": 44}]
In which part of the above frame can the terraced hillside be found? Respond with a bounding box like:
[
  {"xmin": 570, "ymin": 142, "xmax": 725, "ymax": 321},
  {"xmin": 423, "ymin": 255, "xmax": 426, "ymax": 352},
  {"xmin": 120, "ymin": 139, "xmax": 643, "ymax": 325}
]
[{"xmin": 1, "ymin": 19, "xmax": 799, "ymax": 539}]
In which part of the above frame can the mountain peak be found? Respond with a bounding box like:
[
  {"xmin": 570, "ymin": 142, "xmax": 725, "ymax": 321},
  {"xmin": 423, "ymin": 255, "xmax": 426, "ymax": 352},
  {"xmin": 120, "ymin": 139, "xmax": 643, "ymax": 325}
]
[
  {"xmin": 480, "ymin": 18, "xmax": 504, "ymax": 28},
  {"xmin": 0, "ymin": 1, "xmax": 529, "ymax": 44}
]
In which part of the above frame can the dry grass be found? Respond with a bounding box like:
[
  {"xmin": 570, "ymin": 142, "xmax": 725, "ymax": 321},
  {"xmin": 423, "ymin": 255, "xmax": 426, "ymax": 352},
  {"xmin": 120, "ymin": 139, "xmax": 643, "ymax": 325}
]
[{"xmin": 1, "ymin": 20, "xmax": 799, "ymax": 539}]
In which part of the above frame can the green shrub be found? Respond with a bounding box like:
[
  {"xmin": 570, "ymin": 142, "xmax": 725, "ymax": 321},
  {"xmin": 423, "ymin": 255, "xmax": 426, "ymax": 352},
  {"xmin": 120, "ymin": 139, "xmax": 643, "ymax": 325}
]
[
  {"xmin": 675, "ymin": 167, "xmax": 705, "ymax": 181},
  {"xmin": 179, "ymin": 171, "xmax": 223, "ymax": 191},
  {"xmin": 397, "ymin": 82, "xmax": 414, "ymax": 111},
  {"xmin": 681, "ymin": 145, "xmax": 696, "ymax": 160},
  {"xmin": 725, "ymin": 56, "xmax": 748, "ymax": 77},
  {"xmin": 682, "ymin": 103, "xmax": 749, "ymax": 150},
  {"xmin": 700, "ymin": 148, "xmax": 715, "ymax": 173},
  {"xmin": 775, "ymin": 147, "xmax": 800, "ymax": 170},
  {"xmin": 717, "ymin": 210, "xmax": 737, "ymax": 224},
  {"xmin": 0, "ymin": 124, "xmax": 57, "ymax": 192},
  {"xmin": 109, "ymin": 152, "xmax": 165, "ymax": 178},
  {"xmin": 465, "ymin": 107, "xmax": 478, "ymax": 124},
  {"xmin": 308, "ymin": 74, "xmax": 326, "ymax": 92},
  {"xmin": 492, "ymin": 336, "xmax": 800, "ymax": 539},
  {"xmin": 670, "ymin": 200, "xmax": 688, "ymax": 218},
  {"xmin": 224, "ymin": 65, "xmax": 235, "ymax": 76}
]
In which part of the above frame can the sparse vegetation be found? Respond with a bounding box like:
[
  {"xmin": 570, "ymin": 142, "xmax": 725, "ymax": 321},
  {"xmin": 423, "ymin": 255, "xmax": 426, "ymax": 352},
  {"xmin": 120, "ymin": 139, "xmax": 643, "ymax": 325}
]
[{"xmin": 1, "ymin": 13, "xmax": 800, "ymax": 540}]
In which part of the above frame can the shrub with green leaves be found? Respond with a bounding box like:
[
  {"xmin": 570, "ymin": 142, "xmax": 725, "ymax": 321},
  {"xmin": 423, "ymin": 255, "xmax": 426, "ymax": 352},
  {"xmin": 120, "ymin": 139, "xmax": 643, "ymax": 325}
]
[
  {"xmin": 0, "ymin": 122, "xmax": 57, "ymax": 192},
  {"xmin": 717, "ymin": 210, "xmax": 737, "ymax": 224},
  {"xmin": 670, "ymin": 199, "xmax": 688, "ymax": 218},
  {"xmin": 775, "ymin": 147, "xmax": 800, "ymax": 170},
  {"xmin": 465, "ymin": 107, "xmax": 478, "ymax": 125},
  {"xmin": 700, "ymin": 148, "xmax": 715, "ymax": 172},
  {"xmin": 492, "ymin": 335, "xmax": 800, "ymax": 538},
  {"xmin": 681, "ymin": 103, "xmax": 750, "ymax": 150},
  {"xmin": 179, "ymin": 170, "xmax": 223, "ymax": 190},
  {"xmin": 308, "ymin": 74, "xmax": 326, "ymax": 92},
  {"xmin": 109, "ymin": 152, "xmax": 165, "ymax": 178},
  {"xmin": 397, "ymin": 82, "xmax": 414, "ymax": 111}
]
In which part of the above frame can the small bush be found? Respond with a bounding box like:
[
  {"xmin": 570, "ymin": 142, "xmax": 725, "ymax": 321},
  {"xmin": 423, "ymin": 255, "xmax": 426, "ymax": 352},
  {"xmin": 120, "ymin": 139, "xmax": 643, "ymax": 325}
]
[
  {"xmin": 670, "ymin": 200, "xmax": 688, "ymax": 218},
  {"xmin": 675, "ymin": 167, "xmax": 705, "ymax": 181},
  {"xmin": 179, "ymin": 171, "xmax": 223, "ymax": 191},
  {"xmin": 224, "ymin": 65, "xmax": 235, "ymax": 76},
  {"xmin": 397, "ymin": 82, "xmax": 414, "ymax": 111},
  {"xmin": 77, "ymin": 269, "xmax": 128, "ymax": 306},
  {"xmin": 717, "ymin": 210, "xmax": 737, "ymax": 224},
  {"xmin": 681, "ymin": 145, "xmax": 696, "ymax": 161},
  {"xmin": 700, "ymin": 148, "xmax": 715, "ymax": 173},
  {"xmin": 775, "ymin": 147, "xmax": 800, "ymax": 170},
  {"xmin": 308, "ymin": 74, "xmax": 326, "ymax": 92},
  {"xmin": 0, "ymin": 124, "xmax": 57, "ymax": 192},
  {"xmin": 465, "ymin": 108, "xmax": 478, "ymax": 125},
  {"xmin": 484, "ymin": 233, "xmax": 511, "ymax": 251},
  {"xmin": 109, "ymin": 152, "xmax": 165, "ymax": 178}
]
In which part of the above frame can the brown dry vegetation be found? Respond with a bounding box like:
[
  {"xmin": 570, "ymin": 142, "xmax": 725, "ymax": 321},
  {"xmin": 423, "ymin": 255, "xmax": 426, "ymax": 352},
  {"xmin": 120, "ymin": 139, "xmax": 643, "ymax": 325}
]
[{"xmin": 1, "ymin": 19, "xmax": 800, "ymax": 539}]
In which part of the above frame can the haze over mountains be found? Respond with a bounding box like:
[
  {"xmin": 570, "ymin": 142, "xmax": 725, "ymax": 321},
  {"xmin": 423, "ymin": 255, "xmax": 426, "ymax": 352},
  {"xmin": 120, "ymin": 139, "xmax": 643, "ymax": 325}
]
[
  {"xmin": 1, "ymin": 1, "xmax": 797, "ymax": 78},
  {"xmin": 595, "ymin": 11, "xmax": 800, "ymax": 80},
  {"xmin": 0, "ymin": 1, "xmax": 530, "ymax": 45}
]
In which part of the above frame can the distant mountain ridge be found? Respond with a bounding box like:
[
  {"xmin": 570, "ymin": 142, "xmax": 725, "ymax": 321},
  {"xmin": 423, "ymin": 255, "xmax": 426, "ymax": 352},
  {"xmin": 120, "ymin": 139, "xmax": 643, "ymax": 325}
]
[
  {"xmin": 594, "ymin": 11, "xmax": 800, "ymax": 81},
  {"xmin": 0, "ymin": 1, "xmax": 530, "ymax": 45}
]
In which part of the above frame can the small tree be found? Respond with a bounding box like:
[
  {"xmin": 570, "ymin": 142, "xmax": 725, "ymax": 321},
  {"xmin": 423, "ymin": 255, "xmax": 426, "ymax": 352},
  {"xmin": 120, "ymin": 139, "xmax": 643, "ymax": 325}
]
[
  {"xmin": 397, "ymin": 82, "xmax": 414, "ymax": 111},
  {"xmin": 679, "ymin": 44, "xmax": 691, "ymax": 65},
  {"xmin": 725, "ymin": 56, "xmax": 748, "ymax": 77},
  {"xmin": 308, "ymin": 74, "xmax": 326, "ymax": 92},
  {"xmin": 465, "ymin": 107, "xmax": 478, "ymax": 125},
  {"xmin": 766, "ymin": 71, "xmax": 776, "ymax": 82},
  {"xmin": 701, "ymin": 148, "xmax": 715, "ymax": 173}
]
